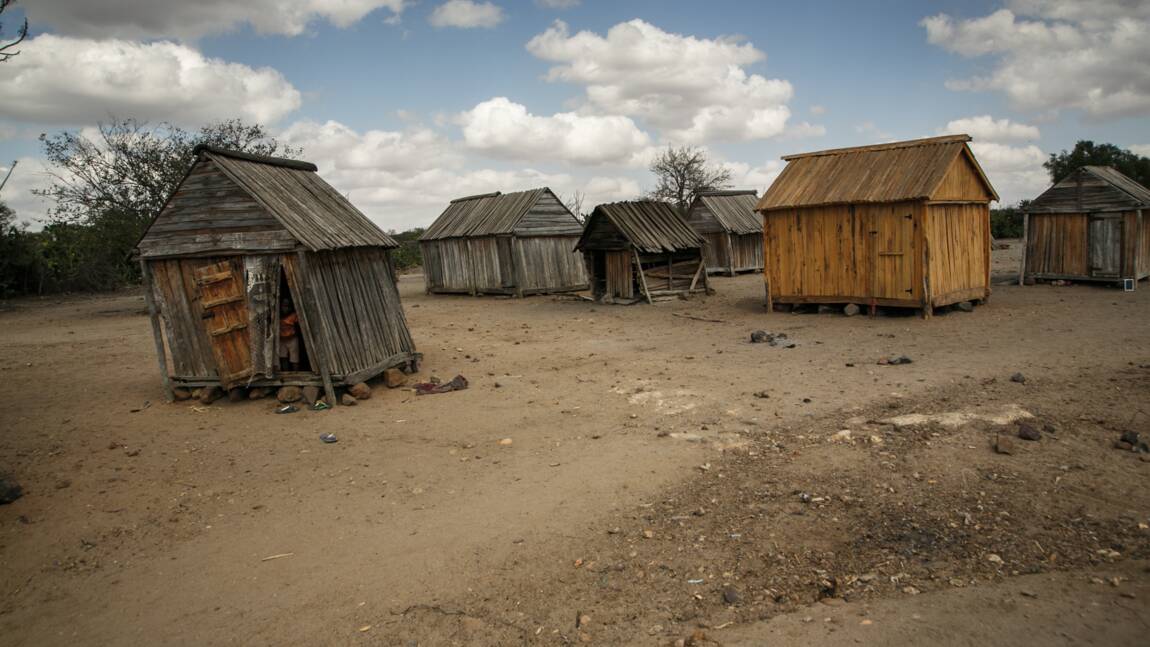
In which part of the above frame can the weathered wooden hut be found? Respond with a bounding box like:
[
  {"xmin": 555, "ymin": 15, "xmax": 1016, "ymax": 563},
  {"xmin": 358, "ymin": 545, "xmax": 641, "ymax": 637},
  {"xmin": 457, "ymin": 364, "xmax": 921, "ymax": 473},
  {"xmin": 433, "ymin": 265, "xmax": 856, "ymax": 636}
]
[
  {"xmin": 685, "ymin": 190, "xmax": 763, "ymax": 275},
  {"xmin": 135, "ymin": 145, "xmax": 419, "ymax": 403},
  {"xmin": 575, "ymin": 201, "xmax": 708, "ymax": 304},
  {"xmin": 756, "ymin": 135, "xmax": 998, "ymax": 317},
  {"xmin": 419, "ymin": 188, "xmax": 588, "ymax": 296},
  {"xmin": 1020, "ymin": 166, "xmax": 1150, "ymax": 288}
]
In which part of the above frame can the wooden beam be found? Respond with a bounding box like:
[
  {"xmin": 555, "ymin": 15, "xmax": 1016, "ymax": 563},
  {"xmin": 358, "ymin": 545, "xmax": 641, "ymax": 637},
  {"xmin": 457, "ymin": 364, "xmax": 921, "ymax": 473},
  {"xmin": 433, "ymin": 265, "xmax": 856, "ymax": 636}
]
[
  {"xmin": 1018, "ymin": 212, "xmax": 1029, "ymax": 286},
  {"xmin": 689, "ymin": 259, "xmax": 704, "ymax": 291},
  {"xmin": 725, "ymin": 233, "xmax": 736, "ymax": 276},
  {"xmin": 512, "ymin": 237, "xmax": 527, "ymax": 298},
  {"xmin": 294, "ymin": 251, "xmax": 337, "ymax": 405},
  {"xmin": 139, "ymin": 260, "xmax": 175, "ymax": 402},
  {"xmin": 633, "ymin": 249, "xmax": 653, "ymax": 304}
]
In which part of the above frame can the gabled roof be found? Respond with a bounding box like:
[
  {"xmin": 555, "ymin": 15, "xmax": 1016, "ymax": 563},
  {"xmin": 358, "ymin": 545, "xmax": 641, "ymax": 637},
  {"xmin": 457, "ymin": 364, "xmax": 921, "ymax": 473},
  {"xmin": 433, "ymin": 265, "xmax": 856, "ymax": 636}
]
[
  {"xmin": 1029, "ymin": 165, "xmax": 1150, "ymax": 213},
  {"xmin": 137, "ymin": 146, "xmax": 397, "ymax": 253},
  {"xmin": 757, "ymin": 135, "xmax": 998, "ymax": 210},
  {"xmin": 420, "ymin": 188, "xmax": 574, "ymax": 240},
  {"xmin": 577, "ymin": 201, "xmax": 704, "ymax": 253},
  {"xmin": 691, "ymin": 190, "xmax": 761, "ymax": 235}
]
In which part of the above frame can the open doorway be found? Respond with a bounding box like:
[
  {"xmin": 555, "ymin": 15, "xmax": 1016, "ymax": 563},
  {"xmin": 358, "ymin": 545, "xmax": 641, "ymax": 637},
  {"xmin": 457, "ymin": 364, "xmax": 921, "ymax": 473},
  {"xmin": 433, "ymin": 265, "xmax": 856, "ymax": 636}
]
[{"xmin": 277, "ymin": 268, "xmax": 313, "ymax": 374}]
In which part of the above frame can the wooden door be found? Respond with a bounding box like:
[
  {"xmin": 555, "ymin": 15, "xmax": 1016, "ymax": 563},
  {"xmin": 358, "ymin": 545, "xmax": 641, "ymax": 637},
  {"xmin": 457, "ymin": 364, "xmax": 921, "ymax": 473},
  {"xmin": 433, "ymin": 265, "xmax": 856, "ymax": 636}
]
[
  {"xmin": 194, "ymin": 259, "xmax": 253, "ymax": 388},
  {"xmin": 869, "ymin": 206, "xmax": 916, "ymax": 301},
  {"xmin": 1088, "ymin": 216, "xmax": 1121, "ymax": 277},
  {"xmin": 606, "ymin": 251, "xmax": 634, "ymax": 299}
]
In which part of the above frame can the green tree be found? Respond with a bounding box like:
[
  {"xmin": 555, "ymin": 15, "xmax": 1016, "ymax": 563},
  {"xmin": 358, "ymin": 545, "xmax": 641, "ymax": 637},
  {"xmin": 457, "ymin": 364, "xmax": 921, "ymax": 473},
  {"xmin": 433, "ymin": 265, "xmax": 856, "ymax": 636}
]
[
  {"xmin": 648, "ymin": 146, "xmax": 732, "ymax": 211},
  {"xmin": 1044, "ymin": 141, "xmax": 1150, "ymax": 187}
]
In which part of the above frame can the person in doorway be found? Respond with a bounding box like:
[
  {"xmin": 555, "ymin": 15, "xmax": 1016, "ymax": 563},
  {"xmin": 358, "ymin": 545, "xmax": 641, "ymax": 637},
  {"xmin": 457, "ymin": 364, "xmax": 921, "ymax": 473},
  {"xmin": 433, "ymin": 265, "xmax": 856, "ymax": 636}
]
[{"xmin": 279, "ymin": 299, "xmax": 301, "ymax": 371}]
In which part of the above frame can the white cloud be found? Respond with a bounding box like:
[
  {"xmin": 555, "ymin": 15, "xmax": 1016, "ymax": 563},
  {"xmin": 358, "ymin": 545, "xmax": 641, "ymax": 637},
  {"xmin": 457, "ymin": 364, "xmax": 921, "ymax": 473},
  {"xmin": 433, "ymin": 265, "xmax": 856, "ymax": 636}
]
[
  {"xmin": 535, "ymin": 0, "xmax": 580, "ymax": 8},
  {"xmin": 429, "ymin": 0, "xmax": 505, "ymax": 29},
  {"xmin": 526, "ymin": 19, "xmax": 797, "ymax": 144},
  {"xmin": 0, "ymin": 35, "xmax": 301, "ymax": 125},
  {"xmin": 280, "ymin": 120, "xmax": 462, "ymax": 173},
  {"xmin": 458, "ymin": 97, "xmax": 653, "ymax": 165},
  {"xmin": 26, "ymin": 0, "xmax": 408, "ymax": 40},
  {"xmin": 784, "ymin": 121, "xmax": 826, "ymax": 139},
  {"xmin": 723, "ymin": 159, "xmax": 784, "ymax": 194},
  {"xmin": 0, "ymin": 158, "xmax": 55, "ymax": 226},
  {"xmin": 940, "ymin": 115, "xmax": 1040, "ymax": 142},
  {"xmin": 1130, "ymin": 144, "xmax": 1150, "ymax": 157},
  {"xmin": 923, "ymin": 1, "xmax": 1150, "ymax": 119}
]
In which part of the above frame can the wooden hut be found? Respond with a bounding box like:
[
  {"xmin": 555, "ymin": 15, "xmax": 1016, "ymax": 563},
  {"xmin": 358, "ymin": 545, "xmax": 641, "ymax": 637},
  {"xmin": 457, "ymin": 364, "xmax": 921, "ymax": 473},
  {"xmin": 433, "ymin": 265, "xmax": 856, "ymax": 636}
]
[
  {"xmin": 1020, "ymin": 166, "xmax": 1150, "ymax": 288},
  {"xmin": 685, "ymin": 190, "xmax": 763, "ymax": 275},
  {"xmin": 575, "ymin": 201, "xmax": 708, "ymax": 304},
  {"xmin": 135, "ymin": 145, "xmax": 419, "ymax": 403},
  {"xmin": 756, "ymin": 135, "xmax": 998, "ymax": 317},
  {"xmin": 419, "ymin": 188, "xmax": 588, "ymax": 296}
]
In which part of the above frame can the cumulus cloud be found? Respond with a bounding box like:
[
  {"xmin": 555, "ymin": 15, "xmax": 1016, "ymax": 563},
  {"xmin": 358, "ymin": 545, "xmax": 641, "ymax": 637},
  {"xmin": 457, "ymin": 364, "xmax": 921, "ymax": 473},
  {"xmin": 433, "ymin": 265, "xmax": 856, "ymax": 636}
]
[
  {"xmin": 458, "ymin": 97, "xmax": 652, "ymax": 165},
  {"xmin": 923, "ymin": 1, "xmax": 1150, "ymax": 119},
  {"xmin": 526, "ymin": 19, "xmax": 799, "ymax": 144},
  {"xmin": 0, "ymin": 35, "xmax": 301, "ymax": 125},
  {"xmin": 535, "ymin": 0, "xmax": 580, "ymax": 8},
  {"xmin": 722, "ymin": 159, "xmax": 784, "ymax": 194},
  {"xmin": 1129, "ymin": 144, "xmax": 1150, "ymax": 157},
  {"xmin": 0, "ymin": 158, "xmax": 55, "ymax": 226},
  {"xmin": 26, "ymin": 0, "xmax": 408, "ymax": 40},
  {"xmin": 940, "ymin": 115, "xmax": 1040, "ymax": 142},
  {"xmin": 969, "ymin": 140, "xmax": 1049, "ymax": 204},
  {"xmin": 429, "ymin": 0, "xmax": 505, "ymax": 29}
]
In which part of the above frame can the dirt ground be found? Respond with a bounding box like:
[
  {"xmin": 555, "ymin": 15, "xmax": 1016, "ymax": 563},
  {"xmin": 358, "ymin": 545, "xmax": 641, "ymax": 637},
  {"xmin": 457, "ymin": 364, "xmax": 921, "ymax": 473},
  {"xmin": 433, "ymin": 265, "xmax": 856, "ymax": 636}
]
[{"xmin": 1, "ymin": 240, "xmax": 1149, "ymax": 646}]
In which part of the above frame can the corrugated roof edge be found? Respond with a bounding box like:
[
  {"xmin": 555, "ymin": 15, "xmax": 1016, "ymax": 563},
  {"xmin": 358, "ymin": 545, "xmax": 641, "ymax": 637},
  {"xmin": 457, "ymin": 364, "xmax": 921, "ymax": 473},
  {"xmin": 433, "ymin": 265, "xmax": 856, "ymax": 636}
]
[
  {"xmin": 193, "ymin": 145, "xmax": 318, "ymax": 172},
  {"xmin": 698, "ymin": 189, "xmax": 758, "ymax": 197},
  {"xmin": 449, "ymin": 191, "xmax": 502, "ymax": 203},
  {"xmin": 781, "ymin": 134, "xmax": 971, "ymax": 161}
]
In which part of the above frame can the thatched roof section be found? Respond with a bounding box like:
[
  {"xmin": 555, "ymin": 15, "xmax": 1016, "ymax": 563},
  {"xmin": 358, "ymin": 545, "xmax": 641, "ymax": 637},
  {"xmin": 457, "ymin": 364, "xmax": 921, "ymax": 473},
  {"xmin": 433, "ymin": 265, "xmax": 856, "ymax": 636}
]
[
  {"xmin": 421, "ymin": 188, "xmax": 577, "ymax": 240},
  {"xmin": 1029, "ymin": 165, "xmax": 1150, "ymax": 213},
  {"xmin": 578, "ymin": 201, "xmax": 704, "ymax": 253},
  {"xmin": 692, "ymin": 190, "xmax": 761, "ymax": 235},
  {"xmin": 194, "ymin": 146, "xmax": 398, "ymax": 250},
  {"xmin": 757, "ymin": 135, "xmax": 998, "ymax": 210}
]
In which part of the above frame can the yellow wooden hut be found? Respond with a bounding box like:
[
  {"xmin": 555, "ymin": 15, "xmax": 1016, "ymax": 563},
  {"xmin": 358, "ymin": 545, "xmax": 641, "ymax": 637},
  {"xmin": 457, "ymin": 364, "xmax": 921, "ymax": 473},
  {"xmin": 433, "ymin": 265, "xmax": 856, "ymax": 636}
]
[{"xmin": 756, "ymin": 135, "xmax": 998, "ymax": 317}]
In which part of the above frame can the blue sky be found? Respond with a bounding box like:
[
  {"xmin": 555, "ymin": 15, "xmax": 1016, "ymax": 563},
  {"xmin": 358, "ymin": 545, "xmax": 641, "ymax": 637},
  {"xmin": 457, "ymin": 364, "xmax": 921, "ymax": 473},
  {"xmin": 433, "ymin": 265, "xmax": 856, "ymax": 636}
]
[{"xmin": 2, "ymin": 0, "xmax": 1148, "ymax": 230}]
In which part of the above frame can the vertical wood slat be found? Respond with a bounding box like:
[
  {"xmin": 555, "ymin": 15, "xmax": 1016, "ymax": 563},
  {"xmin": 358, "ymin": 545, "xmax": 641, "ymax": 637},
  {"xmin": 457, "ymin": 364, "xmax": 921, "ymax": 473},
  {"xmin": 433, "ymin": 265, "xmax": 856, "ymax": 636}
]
[
  {"xmin": 140, "ymin": 260, "xmax": 175, "ymax": 401},
  {"xmin": 287, "ymin": 252, "xmax": 336, "ymax": 404}
]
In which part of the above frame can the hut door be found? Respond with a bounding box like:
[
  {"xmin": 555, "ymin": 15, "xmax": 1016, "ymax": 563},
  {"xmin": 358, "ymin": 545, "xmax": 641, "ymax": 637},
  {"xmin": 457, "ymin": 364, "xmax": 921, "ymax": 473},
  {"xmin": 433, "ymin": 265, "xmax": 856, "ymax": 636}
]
[
  {"xmin": 194, "ymin": 259, "xmax": 253, "ymax": 388},
  {"xmin": 1088, "ymin": 216, "xmax": 1121, "ymax": 277},
  {"xmin": 870, "ymin": 207, "xmax": 916, "ymax": 301}
]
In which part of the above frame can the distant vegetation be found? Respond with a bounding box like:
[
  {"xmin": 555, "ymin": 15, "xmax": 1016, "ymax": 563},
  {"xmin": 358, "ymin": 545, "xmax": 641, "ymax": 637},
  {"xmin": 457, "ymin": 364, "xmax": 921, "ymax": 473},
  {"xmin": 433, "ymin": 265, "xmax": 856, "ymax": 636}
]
[
  {"xmin": 989, "ymin": 201, "xmax": 1028, "ymax": 239},
  {"xmin": 388, "ymin": 227, "xmax": 425, "ymax": 272},
  {"xmin": 1045, "ymin": 141, "xmax": 1150, "ymax": 189}
]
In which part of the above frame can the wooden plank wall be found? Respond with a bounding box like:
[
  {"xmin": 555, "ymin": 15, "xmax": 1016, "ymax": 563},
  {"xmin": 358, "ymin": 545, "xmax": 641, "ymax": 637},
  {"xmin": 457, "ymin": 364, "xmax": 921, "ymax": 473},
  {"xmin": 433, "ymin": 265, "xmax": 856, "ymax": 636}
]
[
  {"xmin": 1140, "ymin": 212, "xmax": 1150, "ymax": 279},
  {"xmin": 1026, "ymin": 214, "xmax": 1089, "ymax": 277},
  {"xmin": 421, "ymin": 239, "xmax": 475, "ymax": 292},
  {"xmin": 731, "ymin": 234, "xmax": 764, "ymax": 272},
  {"xmin": 518, "ymin": 236, "xmax": 588, "ymax": 291},
  {"xmin": 766, "ymin": 205, "xmax": 870, "ymax": 300},
  {"xmin": 514, "ymin": 192, "xmax": 583, "ymax": 236},
  {"xmin": 605, "ymin": 251, "xmax": 634, "ymax": 299},
  {"xmin": 148, "ymin": 257, "xmax": 221, "ymax": 378},
  {"xmin": 685, "ymin": 204, "xmax": 725, "ymax": 234},
  {"xmin": 926, "ymin": 203, "xmax": 989, "ymax": 302},
  {"xmin": 243, "ymin": 255, "xmax": 280, "ymax": 378},
  {"xmin": 297, "ymin": 248, "xmax": 416, "ymax": 379},
  {"xmin": 701, "ymin": 232, "xmax": 729, "ymax": 272},
  {"xmin": 931, "ymin": 153, "xmax": 994, "ymax": 202},
  {"xmin": 138, "ymin": 160, "xmax": 297, "ymax": 258}
]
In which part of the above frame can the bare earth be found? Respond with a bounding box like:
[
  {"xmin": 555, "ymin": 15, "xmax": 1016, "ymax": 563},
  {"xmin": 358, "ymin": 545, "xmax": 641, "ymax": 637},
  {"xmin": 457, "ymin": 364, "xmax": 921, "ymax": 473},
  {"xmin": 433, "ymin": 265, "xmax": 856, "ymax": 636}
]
[{"xmin": 2, "ymin": 240, "xmax": 1149, "ymax": 646}]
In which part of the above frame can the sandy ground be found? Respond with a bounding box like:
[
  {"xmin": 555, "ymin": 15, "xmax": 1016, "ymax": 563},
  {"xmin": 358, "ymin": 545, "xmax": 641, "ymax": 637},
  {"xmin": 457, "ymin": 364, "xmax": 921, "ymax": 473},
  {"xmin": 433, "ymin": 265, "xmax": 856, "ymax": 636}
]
[{"xmin": 1, "ymin": 240, "xmax": 1148, "ymax": 646}]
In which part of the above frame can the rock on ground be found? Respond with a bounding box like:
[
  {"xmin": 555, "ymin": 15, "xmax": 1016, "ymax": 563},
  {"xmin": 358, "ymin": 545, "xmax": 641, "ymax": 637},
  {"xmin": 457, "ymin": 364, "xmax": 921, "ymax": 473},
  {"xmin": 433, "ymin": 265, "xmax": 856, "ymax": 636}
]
[
  {"xmin": 844, "ymin": 303, "xmax": 861, "ymax": 317},
  {"xmin": 199, "ymin": 386, "xmax": 224, "ymax": 405},
  {"xmin": 301, "ymin": 386, "xmax": 321, "ymax": 405},
  {"xmin": 340, "ymin": 393, "xmax": 358, "ymax": 406},
  {"xmin": 248, "ymin": 387, "xmax": 271, "ymax": 400},
  {"xmin": 0, "ymin": 475, "xmax": 22, "ymax": 504},
  {"xmin": 383, "ymin": 368, "xmax": 407, "ymax": 389},
  {"xmin": 171, "ymin": 388, "xmax": 192, "ymax": 401},
  {"xmin": 277, "ymin": 386, "xmax": 302, "ymax": 403},
  {"xmin": 349, "ymin": 382, "xmax": 372, "ymax": 400}
]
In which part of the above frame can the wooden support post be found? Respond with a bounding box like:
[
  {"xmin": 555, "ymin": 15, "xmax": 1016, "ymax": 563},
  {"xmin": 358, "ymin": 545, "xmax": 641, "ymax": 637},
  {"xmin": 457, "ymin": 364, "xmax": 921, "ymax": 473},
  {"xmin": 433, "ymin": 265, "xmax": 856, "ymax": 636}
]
[
  {"xmin": 139, "ymin": 260, "xmax": 175, "ymax": 402},
  {"xmin": 1018, "ymin": 212, "xmax": 1029, "ymax": 286},
  {"xmin": 922, "ymin": 227, "xmax": 933, "ymax": 320},
  {"xmin": 633, "ymin": 249, "xmax": 653, "ymax": 304},
  {"xmin": 689, "ymin": 259, "xmax": 704, "ymax": 291},
  {"xmin": 295, "ymin": 251, "xmax": 337, "ymax": 406},
  {"xmin": 1134, "ymin": 209, "xmax": 1143, "ymax": 289},
  {"xmin": 764, "ymin": 276, "xmax": 773, "ymax": 312},
  {"xmin": 726, "ymin": 234, "xmax": 736, "ymax": 276}
]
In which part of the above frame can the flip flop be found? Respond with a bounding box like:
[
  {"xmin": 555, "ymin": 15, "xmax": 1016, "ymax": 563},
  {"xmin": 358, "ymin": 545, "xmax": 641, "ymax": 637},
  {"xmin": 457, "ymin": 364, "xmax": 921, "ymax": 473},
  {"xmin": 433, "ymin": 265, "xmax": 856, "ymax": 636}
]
[
  {"xmin": 310, "ymin": 401, "xmax": 331, "ymax": 411},
  {"xmin": 275, "ymin": 405, "xmax": 299, "ymax": 414},
  {"xmin": 319, "ymin": 433, "xmax": 338, "ymax": 443}
]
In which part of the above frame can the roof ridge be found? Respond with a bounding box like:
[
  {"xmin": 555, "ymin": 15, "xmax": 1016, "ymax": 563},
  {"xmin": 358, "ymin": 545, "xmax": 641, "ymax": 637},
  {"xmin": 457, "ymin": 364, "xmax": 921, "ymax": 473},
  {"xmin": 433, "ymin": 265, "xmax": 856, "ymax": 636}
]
[
  {"xmin": 781, "ymin": 135, "xmax": 971, "ymax": 161},
  {"xmin": 449, "ymin": 191, "xmax": 502, "ymax": 204},
  {"xmin": 195, "ymin": 145, "xmax": 318, "ymax": 172},
  {"xmin": 699, "ymin": 189, "xmax": 758, "ymax": 197}
]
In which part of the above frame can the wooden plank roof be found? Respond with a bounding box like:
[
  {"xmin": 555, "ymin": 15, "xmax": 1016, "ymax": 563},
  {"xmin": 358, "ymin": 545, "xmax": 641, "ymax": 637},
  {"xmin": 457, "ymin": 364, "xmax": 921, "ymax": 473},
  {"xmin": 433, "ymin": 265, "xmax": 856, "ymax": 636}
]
[
  {"xmin": 196, "ymin": 146, "xmax": 398, "ymax": 250},
  {"xmin": 1029, "ymin": 165, "xmax": 1150, "ymax": 213},
  {"xmin": 757, "ymin": 135, "xmax": 998, "ymax": 210},
  {"xmin": 578, "ymin": 201, "xmax": 704, "ymax": 253},
  {"xmin": 421, "ymin": 188, "xmax": 573, "ymax": 240},
  {"xmin": 693, "ymin": 190, "xmax": 761, "ymax": 235}
]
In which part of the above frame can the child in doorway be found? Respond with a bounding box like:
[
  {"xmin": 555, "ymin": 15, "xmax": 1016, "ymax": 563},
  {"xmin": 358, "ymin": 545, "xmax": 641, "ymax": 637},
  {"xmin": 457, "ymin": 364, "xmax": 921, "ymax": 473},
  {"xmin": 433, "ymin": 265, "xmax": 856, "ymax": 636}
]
[{"xmin": 279, "ymin": 299, "xmax": 300, "ymax": 371}]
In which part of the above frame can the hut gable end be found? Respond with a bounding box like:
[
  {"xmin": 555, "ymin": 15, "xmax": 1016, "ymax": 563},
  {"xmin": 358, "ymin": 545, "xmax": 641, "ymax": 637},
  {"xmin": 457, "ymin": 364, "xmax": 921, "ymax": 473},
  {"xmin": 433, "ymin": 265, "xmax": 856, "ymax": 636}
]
[
  {"xmin": 1029, "ymin": 166, "xmax": 1150, "ymax": 213},
  {"xmin": 577, "ymin": 201, "xmax": 704, "ymax": 254},
  {"xmin": 512, "ymin": 189, "xmax": 583, "ymax": 237},
  {"xmin": 929, "ymin": 149, "xmax": 996, "ymax": 202}
]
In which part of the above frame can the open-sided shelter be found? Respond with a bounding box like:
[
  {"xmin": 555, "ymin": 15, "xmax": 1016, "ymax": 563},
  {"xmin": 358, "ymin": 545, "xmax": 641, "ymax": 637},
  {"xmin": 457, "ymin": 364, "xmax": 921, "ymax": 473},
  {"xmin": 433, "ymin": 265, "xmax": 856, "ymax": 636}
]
[
  {"xmin": 135, "ymin": 145, "xmax": 419, "ymax": 403},
  {"xmin": 575, "ymin": 201, "xmax": 708, "ymax": 304},
  {"xmin": 419, "ymin": 188, "xmax": 588, "ymax": 296},
  {"xmin": 1020, "ymin": 166, "xmax": 1150, "ymax": 288},
  {"xmin": 685, "ymin": 190, "xmax": 763, "ymax": 275},
  {"xmin": 756, "ymin": 135, "xmax": 998, "ymax": 317}
]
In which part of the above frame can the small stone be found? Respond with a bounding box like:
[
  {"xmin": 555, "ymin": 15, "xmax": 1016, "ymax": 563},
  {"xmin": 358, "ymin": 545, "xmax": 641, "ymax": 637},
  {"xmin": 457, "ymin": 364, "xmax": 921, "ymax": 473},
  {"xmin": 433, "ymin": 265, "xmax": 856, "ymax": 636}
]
[
  {"xmin": 902, "ymin": 586, "xmax": 921, "ymax": 595},
  {"xmin": 642, "ymin": 529, "xmax": 655, "ymax": 539},
  {"xmin": 383, "ymin": 368, "xmax": 407, "ymax": 388},
  {"xmin": 199, "ymin": 386, "xmax": 224, "ymax": 404},
  {"xmin": 55, "ymin": 479, "xmax": 71, "ymax": 490},
  {"xmin": 722, "ymin": 586, "xmax": 740, "ymax": 605},
  {"xmin": 340, "ymin": 393, "xmax": 358, "ymax": 406},
  {"xmin": 1115, "ymin": 440, "xmax": 1134, "ymax": 451},
  {"xmin": 986, "ymin": 553, "xmax": 1004, "ymax": 565},
  {"xmin": 498, "ymin": 438, "xmax": 513, "ymax": 446},
  {"xmin": 753, "ymin": 390, "xmax": 770, "ymax": 399},
  {"xmin": 301, "ymin": 386, "xmax": 321, "ymax": 405},
  {"xmin": 349, "ymin": 382, "xmax": 372, "ymax": 400},
  {"xmin": 750, "ymin": 330, "xmax": 769, "ymax": 344},
  {"xmin": 857, "ymin": 573, "xmax": 877, "ymax": 583},
  {"xmin": 1010, "ymin": 372, "xmax": 1026, "ymax": 384},
  {"xmin": 277, "ymin": 386, "xmax": 302, "ymax": 403},
  {"xmin": 995, "ymin": 433, "xmax": 1015, "ymax": 455},
  {"xmin": 830, "ymin": 430, "xmax": 852, "ymax": 442},
  {"xmin": 955, "ymin": 301, "xmax": 974, "ymax": 312},
  {"xmin": 171, "ymin": 388, "xmax": 193, "ymax": 401},
  {"xmin": 1017, "ymin": 422, "xmax": 1042, "ymax": 441},
  {"xmin": 1120, "ymin": 431, "xmax": 1141, "ymax": 446},
  {"xmin": 843, "ymin": 303, "xmax": 861, "ymax": 317}
]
